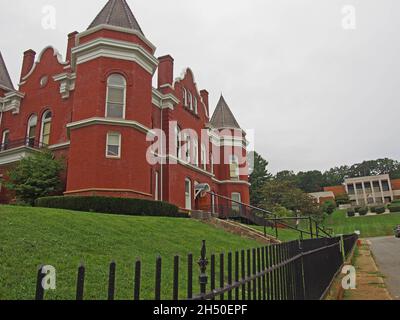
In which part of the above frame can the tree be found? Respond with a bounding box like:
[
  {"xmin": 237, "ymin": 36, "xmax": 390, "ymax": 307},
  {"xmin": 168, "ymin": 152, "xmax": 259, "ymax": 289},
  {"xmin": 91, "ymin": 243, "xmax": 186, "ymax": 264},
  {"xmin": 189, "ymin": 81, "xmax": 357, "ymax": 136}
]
[
  {"xmin": 5, "ymin": 150, "xmax": 65, "ymax": 205},
  {"xmin": 248, "ymin": 151, "xmax": 272, "ymax": 207},
  {"xmin": 322, "ymin": 200, "xmax": 337, "ymax": 215},
  {"xmin": 260, "ymin": 180, "xmax": 322, "ymax": 218},
  {"xmin": 323, "ymin": 165, "xmax": 351, "ymax": 187},
  {"xmin": 275, "ymin": 170, "xmax": 298, "ymax": 187},
  {"xmin": 296, "ymin": 170, "xmax": 324, "ymax": 193}
]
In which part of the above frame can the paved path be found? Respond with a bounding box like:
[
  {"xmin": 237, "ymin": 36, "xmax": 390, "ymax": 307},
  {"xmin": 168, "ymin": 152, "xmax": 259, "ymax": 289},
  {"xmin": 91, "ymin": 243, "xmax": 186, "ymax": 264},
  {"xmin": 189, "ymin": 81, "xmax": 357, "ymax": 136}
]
[{"xmin": 369, "ymin": 236, "xmax": 400, "ymax": 300}]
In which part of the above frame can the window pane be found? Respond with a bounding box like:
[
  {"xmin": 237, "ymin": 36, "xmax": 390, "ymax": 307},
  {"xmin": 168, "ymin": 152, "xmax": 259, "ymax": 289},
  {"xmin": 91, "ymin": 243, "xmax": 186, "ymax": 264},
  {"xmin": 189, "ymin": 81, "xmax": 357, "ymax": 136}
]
[
  {"xmin": 107, "ymin": 145, "xmax": 119, "ymax": 157},
  {"xmin": 43, "ymin": 123, "xmax": 51, "ymax": 136},
  {"xmin": 108, "ymin": 134, "xmax": 120, "ymax": 146},
  {"xmin": 108, "ymin": 87, "xmax": 124, "ymax": 104},
  {"xmin": 108, "ymin": 74, "xmax": 126, "ymax": 87},
  {"xmin": 107, "ymin": 103, "xmax": 124, "ymax": 118}
]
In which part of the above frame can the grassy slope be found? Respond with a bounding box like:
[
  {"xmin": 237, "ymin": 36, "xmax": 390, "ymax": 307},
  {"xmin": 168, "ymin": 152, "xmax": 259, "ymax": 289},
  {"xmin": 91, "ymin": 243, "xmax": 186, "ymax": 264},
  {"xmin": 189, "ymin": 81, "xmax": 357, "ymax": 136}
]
[
  {"xmin": 325, "ymin": 210, "xmax": 400, "ymax": 238},
  {"xmin": 0, "ymin": 205, "xmax": 260, "ymax": 300}
]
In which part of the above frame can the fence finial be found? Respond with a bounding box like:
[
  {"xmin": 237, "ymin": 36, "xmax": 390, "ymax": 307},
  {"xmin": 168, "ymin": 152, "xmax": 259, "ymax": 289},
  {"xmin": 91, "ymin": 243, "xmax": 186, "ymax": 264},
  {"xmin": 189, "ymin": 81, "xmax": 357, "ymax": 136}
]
[{"xmin": 198, "ymin": 240, "xmax": 208, "ymax": 299}]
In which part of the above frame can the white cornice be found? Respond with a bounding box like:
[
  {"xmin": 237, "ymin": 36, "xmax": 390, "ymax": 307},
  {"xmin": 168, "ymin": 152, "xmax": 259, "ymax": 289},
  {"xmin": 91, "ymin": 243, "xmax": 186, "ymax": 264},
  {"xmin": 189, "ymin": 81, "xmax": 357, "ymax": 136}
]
[
  {"xmin": 71, "ymin": 38, "xmax": 159, "ymax": 75},
  {"xmin": 211, "ymin": 178, "xmax": 251, "ymax": 186},
  {"xmin": 152, "ymin": 88, "xmax": 180, "ymax": 110},
  {"xmin": 164, "ymin": 154, "xmax": 215, "ymax": 178},
  {"xmin": 67, "ymin": 117, "xmax": 155, "ymax": 136},
  {"xmin": 0, "ymin": 146, "xmax": 39, "ymax": 165},
  {"xmin": 48, "ymin": 141, "xmax": 71, "ymax": 150},
  {"xmin": 77, "ymin": 24, "xmax": 157, "ymax": 53},
  {"xmin": 53, "ymin": 73, "xmax": 76, "ymax": 99}
]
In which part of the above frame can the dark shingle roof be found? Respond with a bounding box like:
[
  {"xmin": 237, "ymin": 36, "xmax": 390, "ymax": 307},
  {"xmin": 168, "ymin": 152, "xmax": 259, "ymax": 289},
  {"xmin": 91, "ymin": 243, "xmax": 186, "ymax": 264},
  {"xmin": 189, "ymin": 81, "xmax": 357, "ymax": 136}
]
[
  {"xmin": 0, "ymin": 51, "xmax": 15, "ymax": 91},
  {"xmin": 88, "ymin": 0, "xmax": 144, "ymax": 35},
  {"xmin": 210, "ymin": 95, "xmax": 241, "ymax": 129}
]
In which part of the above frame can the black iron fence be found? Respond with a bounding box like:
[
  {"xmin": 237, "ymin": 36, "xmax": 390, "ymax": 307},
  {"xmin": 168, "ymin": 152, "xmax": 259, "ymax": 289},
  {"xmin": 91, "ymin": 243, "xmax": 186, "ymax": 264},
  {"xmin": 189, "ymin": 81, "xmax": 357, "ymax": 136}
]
[
  {"xmin": 0, "ymin": 137, "xmax": 47, "ymax": 152},
  {"xmin": 35, "ymin": 234, "xmax": 358, "ymax": 300}
]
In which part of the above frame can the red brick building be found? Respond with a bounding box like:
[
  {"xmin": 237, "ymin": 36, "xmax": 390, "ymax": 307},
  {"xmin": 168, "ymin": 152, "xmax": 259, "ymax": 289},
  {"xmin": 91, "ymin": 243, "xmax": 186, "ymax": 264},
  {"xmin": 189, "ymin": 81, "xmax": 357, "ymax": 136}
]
[{"xmin": 0, "ymin": 0, "xmax": 250, "ymax": 211}]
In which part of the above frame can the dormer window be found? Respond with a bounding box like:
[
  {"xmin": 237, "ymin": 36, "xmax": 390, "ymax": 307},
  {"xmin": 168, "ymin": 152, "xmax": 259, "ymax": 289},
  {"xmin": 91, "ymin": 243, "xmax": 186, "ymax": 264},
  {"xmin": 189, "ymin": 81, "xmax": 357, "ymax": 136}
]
[
  {"xmin": 40, "ymin": 110, "xmax": 52, "ymax": 146},
  {"xmin": 182, "ymin": 88, "xmax": 188, "ymax": 107},
  {"xmin": 27, "ymin": 114, "xmax": 37, "ymax": 147},
  {"xmin": 188, "ymin": 91, "xmax": 193, "ymax": 110},
  {"xmin": 194, "ymin": 97, "xmax": 198, "ymax": 114},
  {"xmin": 106, "ymin": 74, "xmax": 126, "ymax": 119}
]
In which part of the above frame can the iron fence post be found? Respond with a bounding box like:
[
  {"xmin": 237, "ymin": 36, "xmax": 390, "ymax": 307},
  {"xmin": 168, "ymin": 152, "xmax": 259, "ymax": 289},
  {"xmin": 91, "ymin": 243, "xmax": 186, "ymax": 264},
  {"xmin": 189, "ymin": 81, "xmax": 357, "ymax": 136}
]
[
  {"xmin": 198, "ymin": 240, "xmax": 208, "ymax": 300},
  {"xmin": 309, "ymin": 217, "xmax": 313, "ymax": 239}
]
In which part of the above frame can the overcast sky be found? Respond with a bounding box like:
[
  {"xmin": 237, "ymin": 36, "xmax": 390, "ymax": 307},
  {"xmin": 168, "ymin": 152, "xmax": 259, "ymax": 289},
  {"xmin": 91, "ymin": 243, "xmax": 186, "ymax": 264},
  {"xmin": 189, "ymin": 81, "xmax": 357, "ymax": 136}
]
[{"xmin": 1, "ymin": 0, "xmax": 399, "ymax": 173}]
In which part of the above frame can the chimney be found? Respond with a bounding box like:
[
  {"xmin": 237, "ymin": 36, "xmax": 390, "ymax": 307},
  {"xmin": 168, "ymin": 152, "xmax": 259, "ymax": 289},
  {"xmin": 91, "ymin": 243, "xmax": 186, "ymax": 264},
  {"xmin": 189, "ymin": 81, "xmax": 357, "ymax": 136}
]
[
  {"xmin": 66, "ymin": 31, "xmax": 78, "ymax": 63},
  {"xmin": 20, "ymin": 50, "xmax": 36, "ymax": 81},
  {"xmin": 200, "ymin": 89, "xmax": 209, "ymax": 115},
  {"xmin": 157, "ymin": 55, "xmax": 174, "ymax": 87}
]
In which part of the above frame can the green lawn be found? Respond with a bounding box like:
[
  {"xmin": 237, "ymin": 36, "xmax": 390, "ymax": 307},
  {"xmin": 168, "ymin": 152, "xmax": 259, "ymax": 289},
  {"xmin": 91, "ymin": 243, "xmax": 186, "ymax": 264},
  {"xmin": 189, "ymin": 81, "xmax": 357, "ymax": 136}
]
[
  {"xmin": 252, "ymin": 224, "xmax": 314, "ymax": 242},
  {"xmin": 0, "ymin": 205, "xmax": 261, "ymax": 300},
  {"xmin": 324, "ymin": 210, "xmax": 400, "ymax": 238}
]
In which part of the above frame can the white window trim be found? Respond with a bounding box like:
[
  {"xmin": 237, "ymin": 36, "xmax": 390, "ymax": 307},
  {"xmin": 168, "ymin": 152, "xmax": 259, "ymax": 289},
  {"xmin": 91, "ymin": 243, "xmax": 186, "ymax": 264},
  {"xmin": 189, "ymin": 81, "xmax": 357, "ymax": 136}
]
[
  {"xmin": 188, "ymin": 91, "xmax": 193, "ymax": 110},
  {"xmin": 210, "ymin": 152, "xmax": 214, "ymax": 174},
  {"xmin": 106, "ymin": 132, "xmax": 122, "ymax": 159},
  {"xmin": 194, "ymin": 96, "xmax": 198, "ymax": 114},
  {"xmin": 185, "ymin": 178, "xmax": 192, "ymax": 210},
  {"xmin": 175, "ymin": 125, "xmax": 182, "ymax": 159},
  {"xmin": 155, "ymin": 171, "xmax": 159, "ymax": 201},
  {"xmin": 229, "ymin": 155, "xmax": 240, "ymax": 180},
  {"xmin": 201, "ymin": 144, "xmax": 207, "ymax": 170},
  {"xmin": 182, "ymin": 88, "xmax": 188, "ymax": 107},
  {"xmin": 1, "ymin": 130, "xmax": 10, "ymax": 151},
  {"xmin": 40, "ymin": 111, "xmax": 52, "ymax": 145},
  {"xmin": 193, "ymin": 139, "xmax": 199, "ymax": 166},
  {"xmin": 105, "ymin": 74, "xmax": 127, "ymax": 119}
]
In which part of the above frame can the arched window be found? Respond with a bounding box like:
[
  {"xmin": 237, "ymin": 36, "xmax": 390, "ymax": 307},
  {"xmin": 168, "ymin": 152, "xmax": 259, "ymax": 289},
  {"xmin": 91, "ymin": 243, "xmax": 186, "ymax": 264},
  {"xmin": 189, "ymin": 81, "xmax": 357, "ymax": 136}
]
[
  {"xmin": 106, "ymin": 74, "xmax": 126, "ymax": 119},
  {"xmin": 193, "ymin": 139, "xmax": 199, "ymax": 166},
  {"xmin": 40, "ymin": 111, "xmax": 52, "ymax": 146},
  {"xmin": 1, "ymin": 130, "xmax": 10, "ymax": 151},
  {"xmin": 229, "ymin": 155, "xmax": 240, "ymax": 181},
  {"xmin": 175, "ymin": 125, "xmax": 182, "ymax": 159},
  {"xmin": 194, "ymin": 97, "xmax": 198, "ymax": 114},
  {"xmin": 188, "ymin": 91, "xmax": 193, "ymax": 110},
  {"xmin": 182, "ymin": 88, "xmax": 188, "ymax": 107},
  {"xmin": 27, "ymin": 114, "xmax": 37, "ymax": 147},
  {"xmin": 185, "ymin": 178, "xmax": 192, "ymax": 210},
  {"xmin": 201, "ymin": 143, "xmax": 207, "ymax": 170},
  {"xmin": 183, "ymin": 133, "xmax": 191, "ymax": 163}
]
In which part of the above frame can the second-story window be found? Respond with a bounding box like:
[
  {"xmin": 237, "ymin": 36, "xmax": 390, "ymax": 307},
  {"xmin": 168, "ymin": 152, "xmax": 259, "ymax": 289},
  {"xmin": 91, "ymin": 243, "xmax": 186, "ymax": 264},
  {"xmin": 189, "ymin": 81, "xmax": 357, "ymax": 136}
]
[
  {"xmin": 193, "ymin": 139, "xmax": 199, "ymax": 166},
  {"xmin": 106, "ymin": 132, "xmax": 121, "ymax": 158},
  {"xmin": 106, "ymin": 74, "xmax": 126, "ymax": 119},
  {"xmin": 27, "ymin": 114, "xmax": 37, "ymax": 147},
  {"xmin": 1, "ymin": 130, "xmax": 10, "ymax": 151},
  {"xmin": 40, "ymin": 111, "xmax": 52, "ymax": 146},
  {"xmin": 194, "ymin": 97, "xmax": 198, "ymax": 114},
  {"xmin": 201, "ymin": 143, "xmax": 207, "ymax": 170},
  {"xmin": 229, "ymin": 155, "xmax": 240, "ymax": 181},
  {"xmin": 188, "ymin": 91, "xmax": 193, "ymax": 111},
  {"xmin": 182, "ymin": 88, "xmax": 188, "ymax": 107}
]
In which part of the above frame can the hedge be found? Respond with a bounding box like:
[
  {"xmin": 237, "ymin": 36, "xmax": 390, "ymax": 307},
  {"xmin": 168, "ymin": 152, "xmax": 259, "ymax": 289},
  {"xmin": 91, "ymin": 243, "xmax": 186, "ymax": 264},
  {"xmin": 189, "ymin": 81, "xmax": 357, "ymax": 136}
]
[
  {"xmin": 388, "ymin": 204, "xmax": 400, "ymax": 213},
  {"xmin": 347, "ymin": 209, "xmax": 355, "ymax": 217},
  {"xmin": 35, "ymin": 196, "xmax": 186, "ymax": 218},
  {"xmin": 375, "ymin": 206, "xmax": 386, "ymax": 214},
  {"xmin": 358, "ymin": 207, "xmax": 368, "ymax": 216}
]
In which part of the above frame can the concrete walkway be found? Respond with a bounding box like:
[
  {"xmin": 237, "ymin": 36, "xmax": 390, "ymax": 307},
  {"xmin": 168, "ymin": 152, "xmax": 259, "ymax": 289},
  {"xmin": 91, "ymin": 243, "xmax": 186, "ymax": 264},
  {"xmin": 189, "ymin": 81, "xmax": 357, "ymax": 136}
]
[{"xmin": 369, "ymin": 236, "xmax": 400, "ymax": 300}]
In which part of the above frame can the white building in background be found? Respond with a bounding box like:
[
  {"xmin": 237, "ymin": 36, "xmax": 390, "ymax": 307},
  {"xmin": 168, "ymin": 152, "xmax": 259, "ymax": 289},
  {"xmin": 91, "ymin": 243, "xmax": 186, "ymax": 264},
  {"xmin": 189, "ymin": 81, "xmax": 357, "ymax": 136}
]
[{"xmin": 344, "ymin": 174, "xmax": 394, "ymax": 206}]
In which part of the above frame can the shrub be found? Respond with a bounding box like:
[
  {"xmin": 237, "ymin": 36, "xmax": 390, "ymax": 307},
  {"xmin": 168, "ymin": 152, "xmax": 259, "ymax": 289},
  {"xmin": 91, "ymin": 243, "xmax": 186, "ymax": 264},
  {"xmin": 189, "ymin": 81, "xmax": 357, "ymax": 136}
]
[
  {"xmin": 369, "ymin": 206, "xmax": 378, "ymax": 213},
  {"xmin": 322, "ymin": 200, "xmax": 336, "ymax": 215},
  {"xmin": 375, "ymin": 206, "xmax": 386, "ymax": 214},
  {"xmin": 392, "ymin": 200, "xmax": 400, "ymax": 205},
  {"xmin": 388, "ymin": 204, "xmax": 400, "ymax": 213},
  {"xmin": 358, "ymin": 207, "xmax": 368, "ymax": 216},
  {"xmin": 35, "ymin": 196, "xmax": 186, "ymax": 218},
  {"xmin": 354, "ymin": 206, "xmax": 362, "ymax": 213},
  {"xmin": 347, "ymin": 209, "xmax": 355, "ymax": 217}
]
